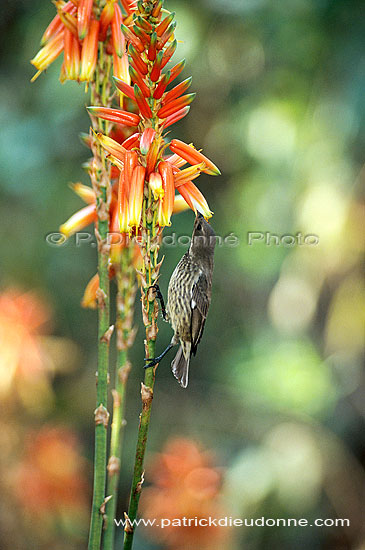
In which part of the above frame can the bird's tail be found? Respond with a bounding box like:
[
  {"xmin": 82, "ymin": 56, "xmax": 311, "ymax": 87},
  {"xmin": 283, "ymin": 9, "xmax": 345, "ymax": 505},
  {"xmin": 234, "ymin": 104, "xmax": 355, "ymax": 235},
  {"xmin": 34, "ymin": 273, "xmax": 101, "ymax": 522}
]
[{"xmin": 171, "ymin": 345, "xmax": 190, "ymax": 388}]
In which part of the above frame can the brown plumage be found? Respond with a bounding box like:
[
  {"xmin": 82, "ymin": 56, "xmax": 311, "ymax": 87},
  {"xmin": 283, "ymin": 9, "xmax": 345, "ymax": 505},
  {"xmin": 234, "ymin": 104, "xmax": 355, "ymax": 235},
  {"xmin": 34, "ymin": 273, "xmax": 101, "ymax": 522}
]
[{"xmin": 166, "ymin": 213, "xmax": 216, "ymax": 387}]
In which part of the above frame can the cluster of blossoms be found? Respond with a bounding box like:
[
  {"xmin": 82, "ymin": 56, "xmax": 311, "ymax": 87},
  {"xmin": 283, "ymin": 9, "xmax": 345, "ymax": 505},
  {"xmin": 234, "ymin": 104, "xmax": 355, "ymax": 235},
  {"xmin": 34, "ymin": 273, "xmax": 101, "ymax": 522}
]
[
  {"xmin": 31, "ymin": 0, "xmax": 131, "ymax": 83},
  {"xmin": 87, "ymin": 1, "xmax": 221, "ymax": 232},
  {"xmin": 34, "ymin": 0, "xmax": 220, "ymax": 306}
]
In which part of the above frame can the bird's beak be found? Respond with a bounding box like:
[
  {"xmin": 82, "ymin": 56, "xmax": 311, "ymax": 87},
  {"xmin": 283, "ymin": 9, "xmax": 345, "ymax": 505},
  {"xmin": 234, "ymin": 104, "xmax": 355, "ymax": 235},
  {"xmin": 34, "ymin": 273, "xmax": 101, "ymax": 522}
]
[{"xmin": 196, "ymin": 212, "xmax": 204, "ymax": 219}]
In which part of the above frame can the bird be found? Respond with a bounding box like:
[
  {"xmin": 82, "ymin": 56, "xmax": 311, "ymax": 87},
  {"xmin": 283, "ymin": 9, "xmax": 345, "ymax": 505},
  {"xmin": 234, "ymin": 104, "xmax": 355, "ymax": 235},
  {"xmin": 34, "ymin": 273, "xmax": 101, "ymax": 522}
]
[{"xmin": 145, "ymin": 213, "xmax": 216, "ymax": 388}]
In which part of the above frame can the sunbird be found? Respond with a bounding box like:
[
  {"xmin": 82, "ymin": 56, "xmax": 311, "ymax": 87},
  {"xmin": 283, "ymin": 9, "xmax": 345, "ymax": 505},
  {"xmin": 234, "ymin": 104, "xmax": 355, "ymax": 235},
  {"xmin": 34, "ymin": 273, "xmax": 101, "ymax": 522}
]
[{"xmin": 145, "ymin": 213, "xmax": 216, "ymax": 387}]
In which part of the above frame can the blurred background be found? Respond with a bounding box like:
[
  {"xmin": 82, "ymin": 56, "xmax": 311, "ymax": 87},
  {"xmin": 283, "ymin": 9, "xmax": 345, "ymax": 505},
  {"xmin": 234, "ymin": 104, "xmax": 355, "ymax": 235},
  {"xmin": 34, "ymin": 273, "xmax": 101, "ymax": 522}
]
[{"xmin": 0, "ymin": 0, "xmax": 364, "ymax": 548}]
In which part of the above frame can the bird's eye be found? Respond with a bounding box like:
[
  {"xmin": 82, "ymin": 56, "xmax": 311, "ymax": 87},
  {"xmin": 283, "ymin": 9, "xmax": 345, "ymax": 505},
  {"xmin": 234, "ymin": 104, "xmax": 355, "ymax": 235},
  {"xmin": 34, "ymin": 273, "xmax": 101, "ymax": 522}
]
[{"xmin": 196, "ymin": 223, "xmax": 202, "ymax": 231}]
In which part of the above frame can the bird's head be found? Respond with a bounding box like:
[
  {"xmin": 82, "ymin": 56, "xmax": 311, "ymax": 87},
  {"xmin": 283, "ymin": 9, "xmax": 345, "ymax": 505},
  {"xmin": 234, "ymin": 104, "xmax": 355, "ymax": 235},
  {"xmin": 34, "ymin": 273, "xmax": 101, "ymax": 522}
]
[{"xmin": 190, "ymin": 213, "xmax": 216, "ymax": 258}]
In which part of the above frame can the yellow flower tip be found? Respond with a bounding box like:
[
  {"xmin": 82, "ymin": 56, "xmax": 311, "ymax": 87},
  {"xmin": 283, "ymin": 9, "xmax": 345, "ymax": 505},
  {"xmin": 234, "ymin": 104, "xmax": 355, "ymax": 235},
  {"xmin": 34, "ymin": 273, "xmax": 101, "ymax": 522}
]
[
  {"xmin": 173, "ymin": 195, "xmax": 190, "ymax": 215},
  {"xmin": 69, "ymin": 182, "xmax": 95, "ymax": 204},
  {"xmin": 208, "ymin": 165, "xmax": 221, "ymax": 176},
  {"xmin": 149, "ymin": 172, "xmax": 164, "ymax": 200}
]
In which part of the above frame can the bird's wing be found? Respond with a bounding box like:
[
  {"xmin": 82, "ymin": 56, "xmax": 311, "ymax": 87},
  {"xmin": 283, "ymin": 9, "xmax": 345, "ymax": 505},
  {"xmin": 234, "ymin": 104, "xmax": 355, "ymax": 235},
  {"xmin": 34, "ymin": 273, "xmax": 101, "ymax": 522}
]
[{"xmin": 190, "ymin": 272, "xmax": 210, "ymax": 355}]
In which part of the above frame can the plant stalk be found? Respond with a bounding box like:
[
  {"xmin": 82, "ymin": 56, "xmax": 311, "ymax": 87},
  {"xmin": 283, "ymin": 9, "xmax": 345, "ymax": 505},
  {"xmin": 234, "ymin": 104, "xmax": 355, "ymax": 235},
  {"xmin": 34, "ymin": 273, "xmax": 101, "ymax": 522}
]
[
  {"xmin": 88, "ymin": 44, "xmax": 113, "ymax": 550},
  {"xmin": 104, "ymin": 249, "xmax": 136, "ymax": 550}
]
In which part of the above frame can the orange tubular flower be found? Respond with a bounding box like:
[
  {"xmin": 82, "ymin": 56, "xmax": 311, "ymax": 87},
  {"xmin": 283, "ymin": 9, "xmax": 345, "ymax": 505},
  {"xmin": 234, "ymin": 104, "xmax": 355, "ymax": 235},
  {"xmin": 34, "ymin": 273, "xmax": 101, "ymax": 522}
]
[
  {"xmin": 168, "ymin": 58, "xmax": 186, "ymax": 84},
  {"xmin": 134, "ymin": 85, "xmax": 152, "ymax": 118},
  {"xmin": 118, "ymin": 171, "xmax": 129, "ymax": 233},
  {"xmin": 166, "ymin": 153, "xmax": 187, "ymax": 169},
  {"xmin": 99, "ymin": 0, "xmax": 116, "ymax": 41},
  {"xmin": 111, "ymin": 3, "xmax": 124, "ymax": 57},
  {"xmin": 41, "ymin": 1, "xmax": 76, "ymax": 45},
  {"xmin": 153, "ymin": 70, "xmax": 170, "ymax": 99},
  {"xmin": 113, "ymin": 76, "xmax": 135, "ymax": 100},
  {"xmin": 81, "ymin": 273, "xmax": 99, "ymax": 309},
  {"xmin": 169, "ymin": 139, "xmax": 221, "ymax": 176},
  {"xmin": 57, "ymin": 6, "xmax": 78, "ymax": 38},
  {"xmin": 128, "ymin": 165, "xmax": 146, "ymax": 228},
  {"xmin": 150, "ymin": 50, "xmax": 163, "ymax": 82},
  {"xmin": 178, "ymin": 181, "xmax": 213, "ymax": 219},
  {"xmin": 121, "ymin": 24, "xmax": 144, "ymax": 53},
  {"xmin": 63, "ymin": 28, "xmax": 80, "ymax": 80},
  {"xmin": 41, "ymin": 14, "xmax": 63, "ymax": 46},
  {"xmin": 146, "ymin": 136, "xmax": 162, "ymax": 175},
  {"xmin": 162, "ymin": 76, "xmax": 192, "ymax": 105},
  {"xmin": 157, "ymin": 23, "xmax": 176, "ymax": 51},
  {"xmin": 88, "ymin": 106, "xmax": 140, "ymax": 126},
  {"xmin": 149, "ymin": 172, "xmax": 164, "ymax": 199},
  {"xmin": 77, "ymin": 0, "xmax": 93, "ymax": 40},
  {"xmin": 160, "ymin": 39, "xmax": 177, "ymax": 69},
  {"xmin": 174, "ymin": 163, "xmax": 205, "ymax": 186},
  {"xmin": 113, "ymin": 50, "xmax": 130, "ymax": 84},
  {"xmin": 148, "ymin": 31, "xmax": 158, "ymax": 61},
  {"xmin": 129, "ymin": 65, "xmax": 150, "ymax": 97},
  {"xmin": 173, "ymin": 194, "xmax": 190, "ymax": 214},
  {"xmin": 69, "ymin": 182, "xmax": 95, "ymax": 203},
  {"xmin": 129, "ymin": 44, "xmax": 148, "ymax": 76},
  {"xmin": 155, "ymin": 12, "xmax": 174, "ymax": 37},
  {"xmin": 164, "ymin": 106, "xmax": 190, "ymax": 128},
  {"xmin": 158, "ymin": 93, "xmax": 195, "ymax": 119},
  {"xmin": 31, "ymin": 32, "xmax": 64, "ymax": 81},
  {"xmin": 60, "ymin": 203, "xmax": 97, "ymax": 238},
  {"xmin": 123, "ymin": 150, "xmax": 138, "ymax": 192},
  {"xmin": 80, "ymin": 18, "xmax": 99, "ymax": 81},
  {"xmin": 140, "ymin": 128, "xmax": 156, "ymax": 155},
  {"xmin": 95, "ymin": 133, "xmax": 127, "ymax": 163},
  {"xmin": 158, "ymin": 161, "xmax": 174, "ymax": 227},
  {"xmin": 122, "ymin": 132, "xmax": 140, "ymax": 150}
]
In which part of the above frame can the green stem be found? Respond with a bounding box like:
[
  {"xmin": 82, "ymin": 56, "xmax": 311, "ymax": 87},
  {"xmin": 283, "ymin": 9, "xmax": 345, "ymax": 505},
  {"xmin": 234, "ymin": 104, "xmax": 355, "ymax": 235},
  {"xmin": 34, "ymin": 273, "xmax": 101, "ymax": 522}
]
[
  {"xmin": 103, "ymin": 349, "xmax": 130, "ymax": 550},
  {"xmin": 104, "ymin": 251, "xmax": 136, "ymax": 550},
  {"xmin": 88, "ymin": 44, "xmax": 113, "ymax": 550},
  {"xmin": 123, "ymin": 198, "xmax": 160, "ymax": 550}
]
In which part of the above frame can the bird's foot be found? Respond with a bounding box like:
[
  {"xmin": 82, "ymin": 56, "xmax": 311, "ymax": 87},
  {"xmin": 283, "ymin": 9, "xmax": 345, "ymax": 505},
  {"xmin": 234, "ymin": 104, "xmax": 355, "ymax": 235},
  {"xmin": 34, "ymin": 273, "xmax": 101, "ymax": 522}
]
[
  {"xmin": 148, "ymin": 284, "xmax": 167, "ymax": 321},
  {"xmin": 143, "ymin": 343, "xmax": 175, "ymax": 369},
  {"xmin": 144, "ymin": 358, "xmax": 158, "ymax": 369}
]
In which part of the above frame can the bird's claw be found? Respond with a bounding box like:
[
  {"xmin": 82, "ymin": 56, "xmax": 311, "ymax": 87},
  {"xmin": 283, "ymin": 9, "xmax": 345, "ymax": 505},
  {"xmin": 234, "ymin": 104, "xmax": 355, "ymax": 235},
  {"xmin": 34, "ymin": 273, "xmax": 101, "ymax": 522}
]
[{"xmin": 144, "ymin": 358, "xmax": 158, "ymax": 369}]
